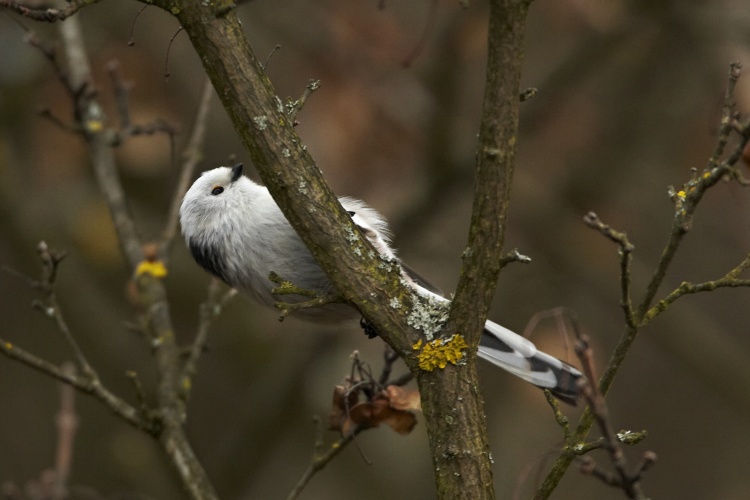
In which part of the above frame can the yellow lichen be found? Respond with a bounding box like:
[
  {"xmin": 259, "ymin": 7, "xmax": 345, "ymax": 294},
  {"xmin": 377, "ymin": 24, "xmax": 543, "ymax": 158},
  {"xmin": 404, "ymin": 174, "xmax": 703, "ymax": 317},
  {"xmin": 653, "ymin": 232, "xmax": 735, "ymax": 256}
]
[
  {"xmin": 702, "ymin": 171, "xmax": 711, "ymax": 179},
  {"xmin": 135, "ymin": 260, "xmax": 168, "ymax": 278},
  {"xmin": 676, "ymin": 190, "xmax": 686, "ymax": 199},
  {"xmin": 412, "ymin": 334, "xmax": 469, "ymax": 371},
  {"xmin": 86, "ymin": 120, "xmax": 103, "ymax": 133}
]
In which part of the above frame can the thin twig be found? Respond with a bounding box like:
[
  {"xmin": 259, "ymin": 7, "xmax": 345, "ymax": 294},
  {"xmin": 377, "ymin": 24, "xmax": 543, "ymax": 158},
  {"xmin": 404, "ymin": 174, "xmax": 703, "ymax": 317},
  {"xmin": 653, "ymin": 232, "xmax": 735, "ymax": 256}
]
[
  {"xmin": 164, "ymin": 26, "xmax": 185, "ymax": 80},
  {"xmin": 288, "ymin": 349, "xmax": 415, "ymax": 499},
  {"xmin": 708, "ymin": 62, "xmax": 742, "ymax": 165},
  {"xmin": 54, "ymin": 17, "xmax": 216, "ymax": 498},
  {"xmin": 637, "ymin": 63, "xmax": 750, "ymax": 322},
  {"xmin": 127, "ymin": 4, "xmax": 151, "ymax": 46},
  {"xmin": 0, "ymin": 339, "xmax": 156, "ymax": 432},
  {"xmin": 286, "ymin": 79, "xmax": 321, "ymax": 123},
  {"xmin": 269, "ymin": 271, "xmax": 345, "ymax": 320},
  {"xmin": 51, "ymin": 362, "xmax": 78, "ymax": 500},
  {"xmin": 583, "ymin": 212, "xmax": 636, "ymax": 327},
  {"xmin": 643, "ymin": 251, "xmax": 750, "ymax": 323},
  {"xmin": 57, "ymin": 16, "xmax": 145, "ymax": 268},
  {"xmin": 378, "ymin": 345, "xmax": 401, "ymax": 386},
  {"xmin": 287, "ymin": 420, "xmax": 365, "ymax": 500},
  {"xmin": 543, "ymin": 390, "xmax": 573, "ymax": 446},
  {"xmin": 179, "ymin": 280, "xmax": 236, "ymax": 401},
  {"xmin": 160, "ymin": 75, "xmax": 215, "ymax": 261},
  {"xmin": 261, "ymin": 44, "xmax": 281, "ymax": 71},
  {"xmin": 33, "ymin": 242, "xmax": 97, "ymax": 380},
  {"xmin": 3, "ymin": 243, "xmax": 157, "ymax": 434},
  {"xmin": 498, "ymin": 248, "xmax": 532, "ymax": 270},
  {"xmin": 0, "ymin": 0, "xmax": 102, "ymax": 22},
  {"xmin": 574, "ymin": 336, "xmax": 654, "ymax": 499}
]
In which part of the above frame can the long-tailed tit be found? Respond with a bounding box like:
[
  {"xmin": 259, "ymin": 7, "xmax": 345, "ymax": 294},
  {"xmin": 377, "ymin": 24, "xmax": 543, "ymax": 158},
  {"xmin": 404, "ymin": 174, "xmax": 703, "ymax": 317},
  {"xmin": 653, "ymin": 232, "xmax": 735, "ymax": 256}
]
[{"xmin": 180, "ymin": 164, "xmax": 581, "ymax": 403}]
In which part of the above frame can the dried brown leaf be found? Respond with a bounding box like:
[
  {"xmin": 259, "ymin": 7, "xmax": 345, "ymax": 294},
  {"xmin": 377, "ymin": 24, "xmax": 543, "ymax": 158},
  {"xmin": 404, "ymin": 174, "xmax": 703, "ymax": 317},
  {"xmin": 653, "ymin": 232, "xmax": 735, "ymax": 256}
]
[
  {"xmin": 344, "ymin": 397, "xmax": 417, "ymax": 435},
  {"xmin": 329, "ymin": 385, "xmax": 359, "ymax": 431},
  {"xmin": 385, "ymin": 385, "xmax": 422, "ymax": 412}
]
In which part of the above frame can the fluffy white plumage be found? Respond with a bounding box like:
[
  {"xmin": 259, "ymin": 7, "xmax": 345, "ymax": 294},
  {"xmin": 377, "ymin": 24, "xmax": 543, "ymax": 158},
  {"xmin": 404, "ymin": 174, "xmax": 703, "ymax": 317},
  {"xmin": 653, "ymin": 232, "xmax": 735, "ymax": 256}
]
[{"xmin": 180, "ymin": 164, "xmax": 582, "ymax": 404}]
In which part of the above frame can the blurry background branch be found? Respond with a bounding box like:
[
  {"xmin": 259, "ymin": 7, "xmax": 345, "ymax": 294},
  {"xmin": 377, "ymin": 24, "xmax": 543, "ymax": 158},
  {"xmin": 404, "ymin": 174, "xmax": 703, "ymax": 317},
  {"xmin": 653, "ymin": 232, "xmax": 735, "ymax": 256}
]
[
  {"xmin": 288, "ymin": 347, "xmax": 416, "ymax": 500},
  {"xmin": 0, "ymin": 11, "xmax": 221, "ymax": 500},
  {"xmin": 574, "ymin": 335, "xmax": 656, "ymax": 499},
  {"xmin": 534, "ymin": 63, "xmax": 750, "ymax": 499},
  {"xmin": 1, "ymin": 363, "xmax": 81, "ymax": 500}
]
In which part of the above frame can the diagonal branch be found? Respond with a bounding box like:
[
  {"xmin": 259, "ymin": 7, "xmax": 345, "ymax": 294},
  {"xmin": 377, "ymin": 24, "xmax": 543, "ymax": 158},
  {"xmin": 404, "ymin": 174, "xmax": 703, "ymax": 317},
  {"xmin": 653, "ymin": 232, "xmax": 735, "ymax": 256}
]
[
  {"xmin": 643, "ymin": 252, "xmax": 750, "ymax": 323},
  {"xmin": 160, "ymin": 76, "xmax": 215, "ymax": 261},
  {"xmin": 0, "ymin": 0, "xmax": 102, "ymax": 22},
  {"xmin": 583, "ymin": 212, "xmax": 636, "ymax": 327},
  {"xmin": 534, "ymin": 62, "xmax": 750, "ymax": 499},
  {"xmin": 574, "ymin": 336, "xmax": 654, "ymax": 499},
  {"xmin": 156, "ymin": 0, "xmax": 420, "ymax": 359},
  {"xmin": 288, "ymin": 347, "xmax": 415, "ymax": 500},
  {"xmin": 179, "ymin": 279, "xmax": 236, "ymax": 403},
  {"xmin": 636, "ymin": 62, "xmax": 748, "ymax": 321},
  {"xmin": 0, "ymin": 337, "xmax": 156, "ymax": 433},
  {"xmin": 58, "ymin": 16, "xmax": 144, "ymax": 269}
]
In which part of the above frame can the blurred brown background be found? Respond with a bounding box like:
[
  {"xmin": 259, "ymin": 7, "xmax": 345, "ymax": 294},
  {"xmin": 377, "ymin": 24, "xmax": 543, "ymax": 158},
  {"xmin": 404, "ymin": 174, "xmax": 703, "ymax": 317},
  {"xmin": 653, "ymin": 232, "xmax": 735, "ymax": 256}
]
[{"xmin": 2, "ymin": 0, "xmax": 750, "ymax": 498}]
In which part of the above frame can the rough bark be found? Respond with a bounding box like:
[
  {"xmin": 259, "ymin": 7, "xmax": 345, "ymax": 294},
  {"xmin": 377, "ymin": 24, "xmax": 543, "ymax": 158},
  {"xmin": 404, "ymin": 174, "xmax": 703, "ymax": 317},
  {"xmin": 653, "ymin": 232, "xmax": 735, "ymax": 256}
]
[{"xmin": 150, "ymin": 1, "xmax": 530, "ymax": 498}]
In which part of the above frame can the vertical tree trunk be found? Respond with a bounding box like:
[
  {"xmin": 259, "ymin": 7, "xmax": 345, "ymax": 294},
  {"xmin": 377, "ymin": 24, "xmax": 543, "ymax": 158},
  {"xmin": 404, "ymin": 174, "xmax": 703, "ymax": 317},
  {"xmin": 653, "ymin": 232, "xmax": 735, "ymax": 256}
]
[{"xmin": 418, "ymin": 359, "xmax": 494, "ymax": 499}]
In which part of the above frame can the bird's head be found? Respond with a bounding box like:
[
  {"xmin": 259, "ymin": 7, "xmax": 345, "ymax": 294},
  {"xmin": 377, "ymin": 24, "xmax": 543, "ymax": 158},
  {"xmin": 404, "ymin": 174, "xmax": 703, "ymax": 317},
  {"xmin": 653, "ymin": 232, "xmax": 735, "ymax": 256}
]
[{"xmin": 180, "ymin": 163, "xmax": 247, "ymax": 237}]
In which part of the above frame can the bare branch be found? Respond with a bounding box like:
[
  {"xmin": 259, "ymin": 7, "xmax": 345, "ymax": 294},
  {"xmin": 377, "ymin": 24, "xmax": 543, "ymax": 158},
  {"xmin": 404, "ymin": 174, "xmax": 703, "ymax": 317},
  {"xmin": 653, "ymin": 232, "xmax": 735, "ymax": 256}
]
[
  {"xmin": 268, "ymin": 271, "xmax": 345, "ymax": 321},
  {"xmin": 498, "ymin": 248, "xmax": 532, "ymax": 270},
  {"xmin": 636, "ymin": 63, "xmax": 750, "ymax": 321},
  {"xmin": 583, "ymin": 212, "xmax": 636, "ymax": 327},
  {"xmin": 106, "ymin": 60, "xmax": 179, "ymax": 148},
  {"xmin": 574, "ymin": 335, "xmax": 655, "ymax": 499},
  {"xmin": 25, "ymin": 16, "xmax": 217, "ymax": 498},
  {"xmin": 639, "ymin": 247, "xmax": 750, "ymax": 325},
  {"xmin": 0, "ymin": 0, "xmax": 102, "ymax": 22},
  {"xmin": 0, "ymin": 338, "xmax": 157, "ymax": 433},
  {"xmin": 160, "ymin": 76, "xmax": 215, "ymax": 260},
  {"xmin": 56, "ymin": 16, "xmax": 144, "ymax": 268},
  {"xmin": 51, "ymin": 363, "xmax": 78, "ymax": 499},
  {"xmin": 179, "ymin": 280, "xmax": 236, "ymax": 402},
  {"xmin": 288, "ymin": 348, "xmax": 416, "ymax": 499},
  {"xmin": 287, "ymin": 418, "xmax": 366, "ymax": 500},
  {"xmin": 32, "ymin": 242, "xmax": 97, "ymax": 379},
  {"xmin": 708, "ymin": 61, "xmax": 742, "ymax": 165},
  {"xmin": 519, "ymin": 87, "xmax": 538, "ymax": 102},
  {"xmin": 286, "ymin": 79, "xmax": 321, "ymax": 124}
]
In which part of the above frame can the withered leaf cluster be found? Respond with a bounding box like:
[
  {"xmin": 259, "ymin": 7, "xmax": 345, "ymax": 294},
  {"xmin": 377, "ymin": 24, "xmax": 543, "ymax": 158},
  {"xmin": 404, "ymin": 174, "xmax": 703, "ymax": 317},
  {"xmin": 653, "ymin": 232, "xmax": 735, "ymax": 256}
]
[{"xmin": 329, "ymin": 382, "xmax": 421, "ymax": 436}]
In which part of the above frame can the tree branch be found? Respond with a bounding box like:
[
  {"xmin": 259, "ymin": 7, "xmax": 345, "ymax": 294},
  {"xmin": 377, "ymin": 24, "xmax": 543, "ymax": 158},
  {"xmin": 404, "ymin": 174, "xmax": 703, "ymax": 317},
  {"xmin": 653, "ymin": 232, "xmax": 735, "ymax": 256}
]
[
  {"xmin": 21, "ymin": 17, "xmax": 219, "ymax": 499},
  {"xmin": 58, "ymin": 15, "xmax": 144, "ymax": 269},
  {"xmin": 0, "ymin": 336, "xmax": 155, "ymax": 433},
  {"xmin": 160, "ymin": 76, "xmax": 215, "ymax": 261},
  {"xmin": 574, "ymin": 336, "xmax": 654, "ymax": 499},
  {"xmin": 417, "ymin": 1, "xmax": 531, "ymax": 497},
  {"xmin": 288, "ymin": 347, "xmax": 416, "ymax": 499},
  {"xmin": 534, "ymin": 62, "xmax": 750, "ymax": 499},
  {"xmin": 179, "ymin": 279, "xmax": 236, "ymax": 403},
  {"xmin": 0, "ymin": 0, "xmax": 101, "ymax": 22}
]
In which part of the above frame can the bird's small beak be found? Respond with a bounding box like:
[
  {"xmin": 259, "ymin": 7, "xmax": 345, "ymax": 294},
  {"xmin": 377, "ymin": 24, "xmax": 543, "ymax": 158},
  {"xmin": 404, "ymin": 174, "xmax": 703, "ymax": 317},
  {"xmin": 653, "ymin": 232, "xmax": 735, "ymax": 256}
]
[{"xmin": 230, "ymin": 163, "xmax": 243, "ymax": 183}]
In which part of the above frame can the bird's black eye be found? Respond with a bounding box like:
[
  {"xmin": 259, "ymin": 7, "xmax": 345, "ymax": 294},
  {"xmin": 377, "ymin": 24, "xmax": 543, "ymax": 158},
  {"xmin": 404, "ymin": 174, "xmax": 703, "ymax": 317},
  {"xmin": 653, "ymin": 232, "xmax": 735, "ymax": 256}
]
[{"xmin": 211, "ymin": 186, "xmax": 224, "ymax": 196}]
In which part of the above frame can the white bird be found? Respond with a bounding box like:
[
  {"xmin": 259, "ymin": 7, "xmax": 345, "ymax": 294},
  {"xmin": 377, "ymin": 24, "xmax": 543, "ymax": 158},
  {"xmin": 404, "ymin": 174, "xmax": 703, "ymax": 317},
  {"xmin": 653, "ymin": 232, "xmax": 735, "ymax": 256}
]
[{"xmin": 180, "ymin": 164, "xmax": 582, "ymax": 404}]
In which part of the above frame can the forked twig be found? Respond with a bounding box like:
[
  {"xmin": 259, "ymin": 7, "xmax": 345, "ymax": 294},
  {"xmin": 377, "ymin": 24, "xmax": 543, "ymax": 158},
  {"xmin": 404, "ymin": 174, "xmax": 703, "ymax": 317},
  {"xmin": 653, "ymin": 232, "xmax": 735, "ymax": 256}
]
[{"xmin": 287, "ymin": 347, "xmax": 415, "ymax": 500}]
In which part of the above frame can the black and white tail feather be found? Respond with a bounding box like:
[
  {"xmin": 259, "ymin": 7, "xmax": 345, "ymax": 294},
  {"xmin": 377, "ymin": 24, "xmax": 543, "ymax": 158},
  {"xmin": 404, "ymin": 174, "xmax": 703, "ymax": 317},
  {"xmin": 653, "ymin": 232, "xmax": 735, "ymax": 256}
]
[
  {"xmin": 180, "ymin": 164, "xmax": 583, "ymax": 405},
  {"xmin": 402, "ymin": 273, "xmax": 582, "ymax": 405}
]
